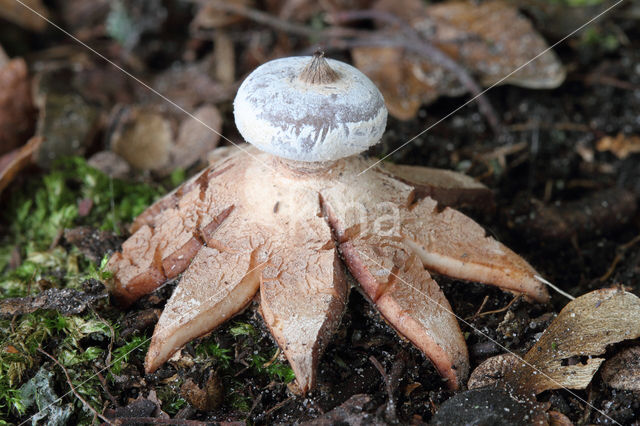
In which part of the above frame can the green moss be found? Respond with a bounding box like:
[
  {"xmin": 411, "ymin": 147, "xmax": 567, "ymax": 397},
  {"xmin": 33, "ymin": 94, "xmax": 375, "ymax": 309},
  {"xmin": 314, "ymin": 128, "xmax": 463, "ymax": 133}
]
[
  {"xmin": 109, "ymin": 334, "xmax": 150, "ymax": 376},
  {"xmin": 195, "ymin": 341, "xmax": 232, "ymax": 369},
  {"xmin": 0, "ymin": 156, "xmax": 161, "ymax": 298},
  {"xmin": 0, "ymin": 311, "xmax": 113, "ymax": 416},
  {"xmin": 0, "ymin": 156, "xmax": 162, "ymax": 419},
  {"xmin": 580, "ymin": 27, "xmax": 619, "ymax": 52},
  {"xmin": 229, "ymin": 322, "xmax": 257, "ymax": 338},
  {"xmin": 251, "ymin": 352, "xmax": 295, "ymax": 383}
]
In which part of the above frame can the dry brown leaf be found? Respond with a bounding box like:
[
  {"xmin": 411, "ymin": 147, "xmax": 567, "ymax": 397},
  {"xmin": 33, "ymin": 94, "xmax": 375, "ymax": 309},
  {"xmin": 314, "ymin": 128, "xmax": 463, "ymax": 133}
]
[
  {"xmin": 0, "ymin": 57, "xmax": 36, "ymax": 155},
  {"xmin": 162, "ymin": 104, "xmax": 222, "ymax": 174},
  {"xmin": 351, "ymin": 47, "xmax": 432, "ymax": 120},
  {"xmin": 152, "ymin": 56, "xmax": 237, "ymax": 111},
  {"xmin": 0, "ymin": 136, "xmax": 42, "ymax": 195},
  {"xmin": 109, "ymin": 107, "xmax": 174, "ymax": 172},
  {"xmin": 504, "ymin": 288, "xmax": 640, "ymax": 395},
  {"xmin": 596, "ymin": 133, "xmax": 640, "ymax": 159},
  {"xmin": 467, "ymin": 353, "xmax": 519, "ymax": 389},
  {"xmin": 0, "ymin": 0, "xmax": 50, "ymax": 32},
  {"xmin": 600, "ymin": 345, "xmax": 640, "ymax": 391},
  {"xmin": 109, "ymin": 104, "xmax": 222, "ymax": 175},
  {"xmin": 352, "ymin": 0, "xmax": 565, "ymax": 120},
  {"xmin": 548, "ymin": 410, "xmax": 573, "ymax": 426},
  {"xmin": 190, "ymin": 0, "xmax": 250, "ymax": 31}
]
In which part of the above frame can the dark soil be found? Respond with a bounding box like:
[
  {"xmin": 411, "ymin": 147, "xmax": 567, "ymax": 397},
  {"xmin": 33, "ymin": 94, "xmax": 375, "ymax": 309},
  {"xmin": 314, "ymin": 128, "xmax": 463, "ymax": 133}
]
[{"xmin": 1, "ymin": 1, "xmax": 639, "ymax": 425}]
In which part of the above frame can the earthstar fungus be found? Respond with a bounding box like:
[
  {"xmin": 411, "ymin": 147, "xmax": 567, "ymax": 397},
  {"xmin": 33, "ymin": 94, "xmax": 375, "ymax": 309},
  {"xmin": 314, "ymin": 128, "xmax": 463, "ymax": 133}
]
[{"xmin": 107, "ymin": 53, "xmax": 549, "ymax": 392}]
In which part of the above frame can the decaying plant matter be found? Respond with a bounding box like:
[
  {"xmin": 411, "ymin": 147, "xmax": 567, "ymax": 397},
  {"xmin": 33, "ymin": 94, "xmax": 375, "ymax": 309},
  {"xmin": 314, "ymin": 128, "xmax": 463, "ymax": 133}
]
[{"xmin": 107, "ymin": 54, "xmax": 549, "ymax": 393}]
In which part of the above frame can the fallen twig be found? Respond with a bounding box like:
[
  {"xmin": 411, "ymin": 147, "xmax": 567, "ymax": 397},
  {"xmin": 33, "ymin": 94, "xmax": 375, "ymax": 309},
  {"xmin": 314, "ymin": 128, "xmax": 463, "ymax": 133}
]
[
  {"xmin": 38, "ymin": 347, "xmax": 113, "ymax": 425},
  {"xmin": 369, "ymin": 355, "xmax": 397, "ymax": 423},
  {"xmin": 599, "ymin": 233, "xmax": 640, "ymax": 282}
]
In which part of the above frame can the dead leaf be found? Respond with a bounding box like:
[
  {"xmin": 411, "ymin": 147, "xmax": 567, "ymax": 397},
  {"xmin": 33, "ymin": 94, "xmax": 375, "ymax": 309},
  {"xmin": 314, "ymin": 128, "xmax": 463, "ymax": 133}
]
[
  {"xmin": 0, "ymin": 136, "xmax": 42, "ymax": 195},
  {"xmin": 180, "ymin": 371, "xmax": 223, "ymax": 411},
  {"xmin": 0, "ymin": 0, "xmax": 50, "ymax": 32},
  {"xmin": 300, "ymin": 394, "xmax": 385, "ymax": 426},
  {"xmin": 152, "ymin": 56, "xmax": 238, "ymax": 111},
  {"xmin": 509, "ymin": 188, "xmax": 637, "ymax": 241},
  {"xmin": 600, "ymin": 345, "xmax": 640, "ymax": 391},
  {"xmin": 109, "ymin": 106, "xmax": 174, "ymax": 171},
  {"xmin": 64, "ymin": 226, "xmax": 122, "ymax": 263},
  {"xmin": 504, "ymin": 288, "xmax": 640, "ymax": 395},
  {"xmin": 430, "ymin": 388, "xmax": 548, "ymax": 425},
  {"xmin": 0, "ymin": 57, "xmax": 36, "ymax": 154},
  {"xmin": 108, "ymin": 104, "xmax": 222, "ymax": 175},
  {"xmin": 467, "ymin": 353, "xmax": 520, "ymax": 390},
  {"xmin": 596, "ymin": 133, "xmax": 640, "ymax": 159},
  {"xmin": 353, "ymin": 0, "xmax": 565, "ymax": 120},
  {"xmin": 190, "ymin": 0, "xmax": 250, "ymax": 31},
  {"xmin": 548, "ymin": 410, "xmax": 573, "ymax": 426},
  {"xmin": 162, "ymin": 104, "xmax": 222, "ymax": 174}
]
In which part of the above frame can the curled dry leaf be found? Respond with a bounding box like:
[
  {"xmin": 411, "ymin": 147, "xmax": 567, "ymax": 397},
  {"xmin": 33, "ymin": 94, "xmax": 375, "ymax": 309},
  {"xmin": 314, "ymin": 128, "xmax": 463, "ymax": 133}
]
[
  {"xmin": 213, "ymin": 32, "xmax": 236, "ymax": 85},
  {"xmin": 0, "ymin": 137, "xmax": 42, "ymax": 195},
  {"xmin": 352, "ymin": 0, "xmax": 565, "ymax": 120},
  {"xmin": 0, "ymin": 57, "xmax": 36, "ymax": 155},
  {"xmin": 109, "ymin": 106, "xmax": 173, "ymax": 171},
  {"xmin": 600, "ymin": 345, "xmax": 640, "ymax": 391},
  {"xmin": 162, "ymin": 105, "xmax": 222, "ymax": 175},
  {"xmin": 504, "ymin": 288, "xmax": 640, "ymax": 395},
  {"xmin": 0, "ymin": 0, "xmax": 50, "ymax": 32},
  {"xmin": 152, "ymin": 56, "xmax": 238, "ymax": 111},
  {"xmin": 548, "ymin": 410, "xmax": 573, "ymax": 426},
  {"xmin": 179, "ymin": 371, "xmax": 223, "ymax": 411},
  {"xmin": 467, "ymin": 353, "xmax": 520, "ymax": 390},
  {"xmin": 190, "ymin": 0, "xmax": 249, "ymax": 31},
  {"xmin": 108, "ymin": 104, "xmax": 222, "ymax": 175}
]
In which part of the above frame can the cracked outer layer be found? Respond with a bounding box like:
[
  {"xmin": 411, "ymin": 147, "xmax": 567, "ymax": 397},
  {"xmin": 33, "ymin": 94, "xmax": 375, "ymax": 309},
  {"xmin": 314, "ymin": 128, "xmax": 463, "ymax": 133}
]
[{"xmin": 107, "ymin": 145, "xmax": 548, "ymax": 392}]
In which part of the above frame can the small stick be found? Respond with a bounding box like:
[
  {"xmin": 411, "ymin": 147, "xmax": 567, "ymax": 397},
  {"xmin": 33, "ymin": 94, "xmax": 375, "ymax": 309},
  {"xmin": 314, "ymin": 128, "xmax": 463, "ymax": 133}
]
[
  {"xmin": 369, "ymin": 355, "xmax": 397, "ymax": 423},
  {"xmin": 599, "ymin": 233, "xmax": 640, "ymax": 282},
  {"xmin": 476, "ymin": 294, "xmax": 522, "ymax": 317},
  {"xmin": 468, "ymin": 295, "xmax": 489, "ymax": 320},
  {"xmin": 37, "ymin": 347, "xmax": 113, "ymax": 425},
  {"xmin": 92, "ymin": 307, "xmax": 115, "ymax": 366},
  {"xmin": 93, "ymin": 366, "xmax": 119, "ymax": 408}
]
